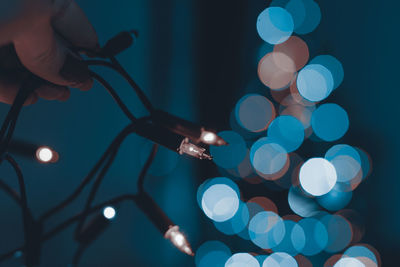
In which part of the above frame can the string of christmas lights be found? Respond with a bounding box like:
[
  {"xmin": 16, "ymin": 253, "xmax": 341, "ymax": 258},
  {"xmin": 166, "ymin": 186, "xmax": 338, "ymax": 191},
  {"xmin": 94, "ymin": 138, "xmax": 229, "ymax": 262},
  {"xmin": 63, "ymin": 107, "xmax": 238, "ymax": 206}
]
[{"xmin": 0, "ymin": 31, "xmax": 224, "ymax": 266}]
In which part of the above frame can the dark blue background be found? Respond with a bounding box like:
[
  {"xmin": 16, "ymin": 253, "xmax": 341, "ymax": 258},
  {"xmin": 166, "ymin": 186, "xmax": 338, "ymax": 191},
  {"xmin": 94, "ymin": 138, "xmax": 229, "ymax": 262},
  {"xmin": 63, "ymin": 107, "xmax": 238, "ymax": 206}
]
[{"xmin": 0, "ymin": 0, "xmax": 398, "ymax": 266}]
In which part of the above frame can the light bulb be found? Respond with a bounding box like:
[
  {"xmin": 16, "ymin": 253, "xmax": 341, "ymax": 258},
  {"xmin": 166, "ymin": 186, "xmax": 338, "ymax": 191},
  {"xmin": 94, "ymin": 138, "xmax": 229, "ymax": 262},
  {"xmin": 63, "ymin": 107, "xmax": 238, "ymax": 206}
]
[
  {"xmin": 178, "ymin": 138, "xmax": 212, "ymax": 160},
  {"xmin": 200, "ymin": 130, "xmax": 228, "ymax": 146},
  {"xmin": 164, "ymin": 225, "xmax": 194, "ymax": 256},
  {"xmin": 36, "ymin": 146, "xmax": 58, "ymax": 163},
  {"xmin": 102, "ymin": 206, "xmax": 116, "ymax": 220}
]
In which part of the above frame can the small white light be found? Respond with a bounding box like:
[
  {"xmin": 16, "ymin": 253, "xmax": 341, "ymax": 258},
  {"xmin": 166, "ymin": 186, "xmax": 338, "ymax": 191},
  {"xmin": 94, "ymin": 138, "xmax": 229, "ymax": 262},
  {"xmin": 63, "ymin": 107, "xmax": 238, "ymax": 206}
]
[
  {"xmin": 103, "ymin": 206, "xmax": 116, "ymax": 220},
  {"xmin": 164, "ymin": 225, "xmax": 194, "ymax": 256},
  {"xmin": 202, "ymin": 131, "xmax": 217, "ymax": 143},
  {"xmin": 36, "ymin": 147, "xmax": 54, "ymax": 163}
]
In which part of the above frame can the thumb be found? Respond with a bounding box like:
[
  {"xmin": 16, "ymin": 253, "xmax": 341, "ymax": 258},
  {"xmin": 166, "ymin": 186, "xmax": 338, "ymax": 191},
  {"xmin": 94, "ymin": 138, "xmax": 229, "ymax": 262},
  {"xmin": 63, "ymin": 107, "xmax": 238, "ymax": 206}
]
[{"xmin": 12, "ymin": 18, "xmax": 92, "ymax": 91}]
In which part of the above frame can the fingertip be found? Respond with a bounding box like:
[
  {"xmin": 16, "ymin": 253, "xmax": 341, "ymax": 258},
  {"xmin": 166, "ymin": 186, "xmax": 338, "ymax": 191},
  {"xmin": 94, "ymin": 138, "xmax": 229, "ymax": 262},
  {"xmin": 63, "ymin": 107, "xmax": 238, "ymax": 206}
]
[
  {"xmin": 23, "ymin": 92, "xmax": 39, "ymax": 106},
  {"xmin": 58, "ymin": 87, "xmax": 71, "ymax": 101},
  {"xmin": 76, "ymin": 78, "xmax": 93, "ymax": 91}
]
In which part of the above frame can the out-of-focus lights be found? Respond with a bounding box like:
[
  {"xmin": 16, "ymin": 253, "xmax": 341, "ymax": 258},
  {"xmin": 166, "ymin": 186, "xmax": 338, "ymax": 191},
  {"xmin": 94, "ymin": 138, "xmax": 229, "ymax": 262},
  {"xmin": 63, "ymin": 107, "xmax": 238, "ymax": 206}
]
[
  {"xmin": 321, "ymin": 214, "xmax": 352, "ymax": 253},
  {"xmin": 267, "ymin": 115, "xmax": 305, "ymax": 152},
  {"xmin": 257, "ymin": 7, "xmax": 294, "ymax": 45},
  {"xmin": 225, "ymin": 253, "xmax": 260, "ymax": 267},
  {"xmin": 272, "ymin": 220, "xmax": 305, "ymax": 256},
  {"xmin": 248, "ymin": 211, "xmax": 285, "ymax": 249},
  {"xmin": 262, "ymin": 252, "xmax": 298, "ymax": 267},
  {"xmin": 310, "ymin": 55, "xmax": 344, "ymax": 90},
  {"xmin": 286, "ymin": 0, "xmax": 321, "ymax": 34},
  {"xmin": 250, "ymin": 138, "xmax": 289, "ymax": 179},
  {"xmin": 273, "ymin": 36, "xmax": 309, "ymax": 71},
  {"xmin": 258, "ymin": 52, "xmax": 296, "ymax": 90},
  {"xmin": 317, "ymin": 187, "xmax": 352, "ymax": 211},
  {"xmin": 311, "ymin": 104, "xmax": 349, "ymax": 142},
  {"xmin": 102, "ymin": 206, "xmax": 116, "ymax": 220},
  {"xmin": 234, "ymin": 94, "xmax": 276, "ymax": 133},
  {"xmin": 164, "ymin": 225, "xmax": 194, "ymax": 256},
  {"xmin": 297, "ymin": 64, "xmax": 334, "ymax": 102},
  {"xmin": 333, "ymin": 257, "xmax": 365, "ymax": 267},
  {"xmin": 298, "ymin": 217, "xmax": 328, "ymax": 256},
  {"xmin": 195, "ymin": 241, "xmax": 231, "ymax": 267},
  {"xmin": 299, "ymin": 158, "xmax": 337, "ymax": 196},
  {"xmin": 288, "ymin": 186, "xmax": 321, "ymax": 217},
  {"xmin": 201, "ymin": 184, "xmax": 240, "ymax": 222},
  {"xmin": 36, "ymin": 146, "xmax": 58, "ymax": 163}
]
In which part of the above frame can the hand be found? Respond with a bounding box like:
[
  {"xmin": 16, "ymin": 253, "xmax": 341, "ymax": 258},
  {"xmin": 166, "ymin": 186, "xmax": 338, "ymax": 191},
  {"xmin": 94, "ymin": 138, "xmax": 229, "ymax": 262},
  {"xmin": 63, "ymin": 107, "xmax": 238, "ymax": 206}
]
[{"xmin": 0, "ymin": 0, "xmax": 98, "ymax": 105}]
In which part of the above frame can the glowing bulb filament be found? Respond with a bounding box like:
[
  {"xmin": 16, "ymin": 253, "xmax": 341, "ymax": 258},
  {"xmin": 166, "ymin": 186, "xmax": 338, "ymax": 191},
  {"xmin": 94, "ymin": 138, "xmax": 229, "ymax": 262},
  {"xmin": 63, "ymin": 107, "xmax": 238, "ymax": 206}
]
[{"xmin": 164, "ymin": 225, "xmax": 194, "ymax": 256}]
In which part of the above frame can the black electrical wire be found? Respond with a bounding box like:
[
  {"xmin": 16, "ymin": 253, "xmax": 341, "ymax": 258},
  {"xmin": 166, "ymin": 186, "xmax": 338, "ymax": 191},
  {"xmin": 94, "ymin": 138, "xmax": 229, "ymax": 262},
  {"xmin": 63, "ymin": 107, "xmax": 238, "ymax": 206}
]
[
  {"xmin": 86, "ymin": 59, "xmax": 154, "ymax": 114},
  {"xmin": 137, "ymin": 143, "xmax": 159, "ymax": 193},
  {"xmin": 72, "ymin": 244, "xmax": 86, "ymax": 267},
  {"xmin": 39, "ymin": 124, "xmax": 136, "ymax": 221},
  {"xmin": 0, "ymin": 179, "xmax": 21, "ymax": 206},
  {"xmin": 90, "ymin": 71, "xmax": 137, "ymax": 122},
  {"xmin": 74, "ymin": 129, "xmax": 130, "ymax": 239}
]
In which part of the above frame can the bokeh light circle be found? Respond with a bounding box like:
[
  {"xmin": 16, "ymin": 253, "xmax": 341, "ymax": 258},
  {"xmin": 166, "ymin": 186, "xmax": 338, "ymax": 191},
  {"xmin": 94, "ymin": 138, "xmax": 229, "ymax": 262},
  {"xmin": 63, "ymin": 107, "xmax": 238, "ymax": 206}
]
[
  {"xmin": 201, "ymin": 184, "xmax": 240, "ymax": 222},
  {"xmin": 288, "ymin": 186, "xmax": 321, "ymax": 217},
  {"xmin": 225, "ymin": 253, "xmax": 260, "ymax": 267},
  {"xmin": 210, "ymin": 131, "xmax": 247, "ymax": 169},
  {"xmin": 248, "ymin": 211, "xmax": 286, "ymax": 249},
  {"xmin": 287, "ymin": 0, "xmax": 321, "ymax": 34},
  {"xmin": 272, "ymin": 220, "xmax": 305, "ymax": 255},
  {"xmin": 258, "ymin": 52, "xmax": 296, "ymax": 90},
  {"xmin": 263, "ymin": 252, "xmax": 298, "ymax": 267},
  {"xmin": 257, "ymin": 7, "xmax": 294, "ymax": 45},
  {"xmin": 311, "ymin": 104, "xmax": 349, "ymax": 141},
  {"xmin": 299, "ymin": 158, "xmax": 337, "ymax": 196},
  {"xmin": 297, "ymin": 64, "xmax": 334, "ymax": 102},
  {"xmin": 298, "ymin": 218, "xmax": 328, "ymax": 256},
  {"xmin": 250, "ymin": 138, "xmax": 289, "ymax": 179},
  {"xmin": 235, "ymin": 94, "xmax": 276, "ymax": 132},
  {"xmin": 195, "ymin": 241, "xmax": 231, "ymax": 267},
  {"xmin": 311, "ymin": 55, "xmax": 344, "ymax": 90},
  {"xmin": 320, "ymin": 214, "xmax": 353, "ymax": 253},
  {"xmin": 213, "ymin": 201, "xmax": 250, "ymax": 235},
  {"xmin": 273, "ymin": 36, "xmax": 309, "ymax": 71},
  {"xmin": 267, "ymin": 115, "xmax": 305, "ymax": 152},
  {"xmin": 317, "ymin": 187, "xmax": 352, "ymax": 211}
]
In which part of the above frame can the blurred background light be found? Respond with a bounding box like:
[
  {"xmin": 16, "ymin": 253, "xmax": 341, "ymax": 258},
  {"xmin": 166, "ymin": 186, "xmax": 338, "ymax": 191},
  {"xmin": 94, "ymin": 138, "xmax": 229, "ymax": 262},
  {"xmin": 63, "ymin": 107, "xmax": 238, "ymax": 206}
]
[
  {"xmin": 262, "ymin": 252, "xmax": 298, "ymax": 267},
  {"xmin": 320, "ymin": 214, "xmax": 352, "ymax": 253},
  {"xmin": 273, "ymin": 36, "xmax": 309, "ymax": 71},
  {"xmin": 317, "ymin": 186, "xmax": 353, "ymax": 211},
  {"xmin": 288, "ymin": 186, "xmax": 321, "ymax": 217},
  {"xmin": 311, "ymin": 104, "xmax": 349, "ymax": 141},
  {"xmin": 280, "ymin": 104, "xmax": 315, "ymax": 131},
  {"xmin": 286, "ymin": 0, "xmax": 321, "ymax": 34},
  {"xmin": 333, "ymin": 257, "xmax": 365, "ymax": 267},
  {"xmin": 256, "ymin": 7, "xmax": 294, "ymax": 45},
  {"xmin": 258, "ymin": 52, "xmax": 296, "ymax": 90},
  {"xmin": 213, "ymin": 201, "xmax": 249, "ymax": 235},
  {"xmin": 299, "ymin": 158, "xmax": 337, "ymax": 196},
  {"xmin": 250, "ymin": 137, "xmax": 289, "ymax": 180},
  {"xmin": 195, "ymin": 241, "xmax": 231, "ymax": 267},
  {"xmin": 272, "ymin": 220, "xmax": 305, "ymax": 256},
  {"xmin": 234, "ymin": 94, "xmax": 276, "ymax": 133},
  {"xmin": 210, "ymin": 131, "xmax": 247, "ymax": 169},
  {"xmin": 201, "ymin": 184, "xmax": 240, "ymax": 222},
  {"xmin": 248, "ymin": 211, "xmax": 285, "ymax": 249},
  {"xmin": 297, "ymin": 64, "xmax": 334, "ymax": 102},
  {"xmin": 267, "ymin": 115, "xmax": 305, "ymax": 152},
  {"xmin": 225, "ymin": 253, "xmax": 260, "ymax": 267},
  {"xmin": 310, "ymin": 55, "xmax": 344, "ymax": 90},
  {"xmin": 298, "ymin": 217, "xmax": 328, "ymax": 256},
  {"xmin": 343, "ymin": 245, "xmax": 380, "ymax": 267}
]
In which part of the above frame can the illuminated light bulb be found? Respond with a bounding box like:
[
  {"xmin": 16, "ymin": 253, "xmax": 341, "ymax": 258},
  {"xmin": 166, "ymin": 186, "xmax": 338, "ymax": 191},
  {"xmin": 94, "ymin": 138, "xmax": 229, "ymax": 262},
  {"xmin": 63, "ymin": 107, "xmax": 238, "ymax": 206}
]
[
  {"xmin": 178, "ymin": 138, "xmax": 212, "ymax": 160},
  {"xmin": 200, "ymin": 130, "xmax": 228, "ymax": 146},
  {"xmin": 164, "ymin": 225, "xmax": 194, "ymax": 256},
  {"xmin": 36, "ymin": 146, "xmax": 59, "ymax": 163},
  {"xmin": 102, "ymin": 206, "xmax": 116, "ymax": 220}
]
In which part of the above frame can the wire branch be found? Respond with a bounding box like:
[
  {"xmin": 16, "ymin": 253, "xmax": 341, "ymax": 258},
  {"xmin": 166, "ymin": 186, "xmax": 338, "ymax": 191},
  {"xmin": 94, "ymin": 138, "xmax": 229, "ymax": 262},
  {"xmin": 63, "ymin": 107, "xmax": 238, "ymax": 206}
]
[
  {"xmin": 137, "ymin": 144, "xmax": 159, "ymax": 193},
  {"xmin": 86, "ymin": 59, "xmax": 154, "ymax": 114}
]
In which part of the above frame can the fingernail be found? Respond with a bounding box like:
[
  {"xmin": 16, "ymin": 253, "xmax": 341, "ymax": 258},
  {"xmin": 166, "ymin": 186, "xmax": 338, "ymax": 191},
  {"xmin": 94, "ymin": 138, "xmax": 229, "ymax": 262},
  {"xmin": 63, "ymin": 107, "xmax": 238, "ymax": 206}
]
[
  {"xmin": 23, "ymin": 93, "xmax": 38, "ymax": 106},
  {"xmin": 59, "ymin": 53, "xmax": 90, "ymax": 85}
]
